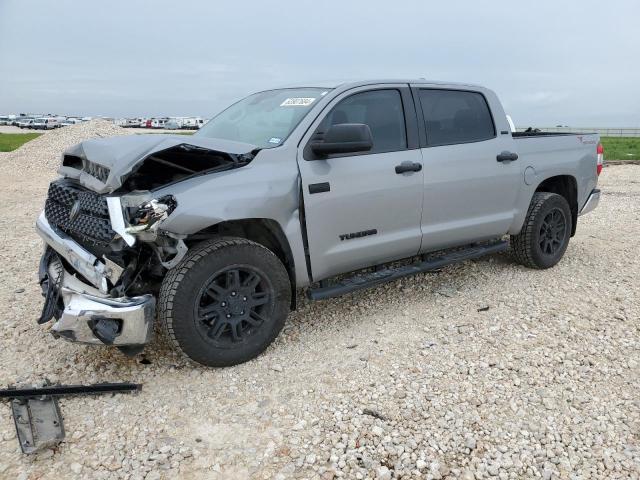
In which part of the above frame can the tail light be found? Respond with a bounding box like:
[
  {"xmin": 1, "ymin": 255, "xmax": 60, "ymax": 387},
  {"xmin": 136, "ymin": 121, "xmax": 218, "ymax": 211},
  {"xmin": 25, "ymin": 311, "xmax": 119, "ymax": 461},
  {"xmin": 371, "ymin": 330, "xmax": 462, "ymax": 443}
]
[{"xmin": 596, "ymin": 143, "xmax": 604, "ymax": 176}]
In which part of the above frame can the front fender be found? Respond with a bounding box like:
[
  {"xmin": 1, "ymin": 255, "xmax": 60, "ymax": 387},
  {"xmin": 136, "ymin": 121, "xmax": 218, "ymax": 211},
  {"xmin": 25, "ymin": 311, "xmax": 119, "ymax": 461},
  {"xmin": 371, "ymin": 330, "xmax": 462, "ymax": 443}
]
[{"xmin": 153, "ymin": 149, "xmax": 311, "ymax": 287}]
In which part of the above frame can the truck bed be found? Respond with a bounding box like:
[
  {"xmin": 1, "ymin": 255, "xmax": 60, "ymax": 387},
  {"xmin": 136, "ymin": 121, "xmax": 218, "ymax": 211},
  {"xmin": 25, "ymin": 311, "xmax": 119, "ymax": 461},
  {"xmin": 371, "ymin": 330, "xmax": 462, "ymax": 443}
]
[
  {"xmin": 513, "ymin": 131, "xmax": 596, "ymax": 138},
  {"xmin": 512, "ymin": 131, "xmax": 599, "ymax": 215}
]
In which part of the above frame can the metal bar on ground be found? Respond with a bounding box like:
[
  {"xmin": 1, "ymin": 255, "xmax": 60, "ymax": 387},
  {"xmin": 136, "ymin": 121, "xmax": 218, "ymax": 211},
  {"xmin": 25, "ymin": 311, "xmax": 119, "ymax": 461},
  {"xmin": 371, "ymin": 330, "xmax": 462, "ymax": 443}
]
[{"xmin": 0, "ymin": 382, "xmax": 141, "ymax": 399}]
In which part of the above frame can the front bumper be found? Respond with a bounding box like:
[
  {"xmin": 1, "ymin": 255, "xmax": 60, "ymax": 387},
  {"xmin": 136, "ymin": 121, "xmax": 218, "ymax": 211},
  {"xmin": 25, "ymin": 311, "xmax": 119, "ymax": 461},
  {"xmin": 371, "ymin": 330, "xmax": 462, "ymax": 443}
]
[
  {"xmin": 53, "ymin": 285, "xmax": 155, "ymax": 345},
  {"xmin": 36, "ymin": 214, "xmax": 155, "ymax": 346},
  {"xmin": 579, "ymin": 188, "xmax": 601, "ymax": 216},
  {"xmin": 36, "ymin": 212, "xmax": 117, "ymax": 293}
]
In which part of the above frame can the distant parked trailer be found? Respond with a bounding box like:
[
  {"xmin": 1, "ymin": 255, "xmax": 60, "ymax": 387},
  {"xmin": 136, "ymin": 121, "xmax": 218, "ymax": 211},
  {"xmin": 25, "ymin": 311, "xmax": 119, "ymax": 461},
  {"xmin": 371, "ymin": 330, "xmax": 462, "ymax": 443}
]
[
  {"xmin": 182, "ymin": 117, "xmax": 205, "ymax": 129},
  {"xmin": 151, "ymin": 118, "xmax": 168, "ymax": 129},
  {"xmin": 121, "ymin": 118, "xmax": 144, "ymax": 128},
  {"xmin": 0, "ymin": 115, "xmax": 17, "ymax": 125}
]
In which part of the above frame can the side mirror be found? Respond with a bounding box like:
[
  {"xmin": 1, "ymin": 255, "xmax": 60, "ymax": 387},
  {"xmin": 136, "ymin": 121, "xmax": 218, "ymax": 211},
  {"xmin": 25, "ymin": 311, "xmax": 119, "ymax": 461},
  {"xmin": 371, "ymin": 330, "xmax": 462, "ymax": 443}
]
[{"xmin": 310, "ymin": 123, "xmax": 373, "ymax": 156}]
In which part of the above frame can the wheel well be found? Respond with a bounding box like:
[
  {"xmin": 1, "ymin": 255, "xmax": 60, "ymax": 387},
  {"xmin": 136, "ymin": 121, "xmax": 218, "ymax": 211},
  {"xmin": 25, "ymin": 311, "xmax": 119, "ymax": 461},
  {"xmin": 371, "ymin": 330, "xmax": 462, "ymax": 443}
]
[
  {"xmin": 186, "ymin": 219, "xmax": 297, "ymax": 309},
  {"xmin": 535, "ymin": 175, "xmax": 578, "ymax": 236}
]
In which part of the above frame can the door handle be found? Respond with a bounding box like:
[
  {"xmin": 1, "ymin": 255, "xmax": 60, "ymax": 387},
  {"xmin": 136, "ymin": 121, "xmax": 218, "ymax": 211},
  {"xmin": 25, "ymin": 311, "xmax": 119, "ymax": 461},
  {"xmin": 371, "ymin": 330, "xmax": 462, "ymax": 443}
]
[
  {"xmin": 496, "ymin": 151, "xmax": 518, "ymax": 162},
  {"xmin": 395, "ymin": 162, "xmax": 422, "ymax": 174},
  {"xmin": 309, "ymin": 182, "xmax": 330, "ymax": 194}
]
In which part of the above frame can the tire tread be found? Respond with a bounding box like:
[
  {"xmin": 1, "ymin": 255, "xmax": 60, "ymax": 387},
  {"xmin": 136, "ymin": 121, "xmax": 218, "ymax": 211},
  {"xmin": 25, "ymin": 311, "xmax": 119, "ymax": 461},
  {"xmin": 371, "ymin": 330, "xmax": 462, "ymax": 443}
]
[
  {"xmin": 510, "ymin": 192, "xmax": 565, "ymax": 269},
  {"xmin": 158, "ymin": 237, "xmax": 284, "ymax": 364}
]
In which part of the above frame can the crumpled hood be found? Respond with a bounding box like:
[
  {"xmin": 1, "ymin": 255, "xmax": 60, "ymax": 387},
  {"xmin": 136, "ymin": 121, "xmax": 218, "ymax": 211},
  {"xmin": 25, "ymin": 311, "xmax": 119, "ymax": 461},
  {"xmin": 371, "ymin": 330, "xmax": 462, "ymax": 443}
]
[{"xmin": 59, "ymin": 134, "xmax": 257, "ymax": 193}]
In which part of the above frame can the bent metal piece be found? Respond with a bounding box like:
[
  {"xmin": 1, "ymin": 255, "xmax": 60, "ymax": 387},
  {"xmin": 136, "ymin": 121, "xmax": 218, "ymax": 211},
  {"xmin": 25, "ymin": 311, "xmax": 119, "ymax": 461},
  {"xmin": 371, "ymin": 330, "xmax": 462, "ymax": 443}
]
[
  {"xmin": 0, "ymin": 382, "xmax": 142, "ymax": 399},
  {"xmin": 1, "ymin": 382, "xmax": 141, "ymax": 454},
  {"xmin": 35, "ymin": 212, "xmax": 113, "ymax": 293},
  {"xmin": 11, "ymin": 396, "xmax": 64, "ymax": 454}
]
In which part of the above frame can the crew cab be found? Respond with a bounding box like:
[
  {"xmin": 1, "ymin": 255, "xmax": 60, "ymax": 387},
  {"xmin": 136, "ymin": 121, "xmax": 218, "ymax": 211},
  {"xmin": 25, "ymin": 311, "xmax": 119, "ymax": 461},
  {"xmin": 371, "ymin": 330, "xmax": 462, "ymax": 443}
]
[{"xmin": 35, "ymin": 80, "xmax": 602, "ymax": 366}]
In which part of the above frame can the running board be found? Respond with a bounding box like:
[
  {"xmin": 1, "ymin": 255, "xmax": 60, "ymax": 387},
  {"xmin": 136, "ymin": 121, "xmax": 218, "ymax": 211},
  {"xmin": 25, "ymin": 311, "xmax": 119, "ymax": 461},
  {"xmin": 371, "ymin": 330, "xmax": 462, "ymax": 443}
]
[{"xmin": 307, "ymin": 240, "xmax": 508, "ymax": 300}]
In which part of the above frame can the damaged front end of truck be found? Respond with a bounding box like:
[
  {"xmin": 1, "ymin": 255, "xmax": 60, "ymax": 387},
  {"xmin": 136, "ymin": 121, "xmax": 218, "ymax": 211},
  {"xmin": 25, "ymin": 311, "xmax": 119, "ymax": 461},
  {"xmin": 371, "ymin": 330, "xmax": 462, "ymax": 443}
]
[{"xmin": 35, "ymin": 135, "xmax": 257, "ymax": 353}]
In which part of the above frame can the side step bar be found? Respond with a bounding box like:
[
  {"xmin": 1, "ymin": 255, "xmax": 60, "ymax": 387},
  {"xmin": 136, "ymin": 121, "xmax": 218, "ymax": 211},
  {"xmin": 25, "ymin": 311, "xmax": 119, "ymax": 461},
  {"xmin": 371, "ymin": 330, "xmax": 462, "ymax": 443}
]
[{"xmin": 308, "ymin": 240, "xmax": 508, "ymax": 300}]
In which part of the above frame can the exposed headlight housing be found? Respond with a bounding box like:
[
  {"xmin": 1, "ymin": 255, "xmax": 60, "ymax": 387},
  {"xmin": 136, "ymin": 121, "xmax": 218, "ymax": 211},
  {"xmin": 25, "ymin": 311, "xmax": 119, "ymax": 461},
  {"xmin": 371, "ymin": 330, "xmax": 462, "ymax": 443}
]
[{"xmin": 125, "ymin": 195, "xmax": 177, "ymax": 234}]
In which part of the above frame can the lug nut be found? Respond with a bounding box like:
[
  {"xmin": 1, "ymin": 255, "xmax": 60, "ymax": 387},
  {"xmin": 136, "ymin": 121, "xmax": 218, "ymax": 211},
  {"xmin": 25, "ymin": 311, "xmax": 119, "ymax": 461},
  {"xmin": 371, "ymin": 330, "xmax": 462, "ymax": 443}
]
[
  {"xmin": 243, "ymin": 296, "xmax": 247, "ymax": 301},
  {"xmin": 231, "ymin": 291, "xmax": 236, "ymax": 296},
  {"xmin": 226, "ymin": 314, "xmax": 231, "ymax": 319},
  {"xmin": 221, "ymin": 302, "xmax": 226, "ymax": 307}
]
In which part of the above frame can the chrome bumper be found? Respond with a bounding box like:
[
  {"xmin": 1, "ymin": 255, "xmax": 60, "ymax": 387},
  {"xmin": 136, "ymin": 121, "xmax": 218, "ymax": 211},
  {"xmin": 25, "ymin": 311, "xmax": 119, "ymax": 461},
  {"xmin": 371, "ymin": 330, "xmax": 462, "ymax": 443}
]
[
  {"xmin": 41, "ymin": 258, "xmax": 155, "ymax": 346},
  {"xmin": 35, "ymin": 212, "xmax": 119, "ymax": 293},
  {"xmin": 37, "ymin": 213, "xmax": 155, "ymax": 346},
  {"xmin": 54, "ymin": 286, "xmax": 155, "ymax": 346},
  {"xmin": 579, "ymin": 188, "xmax": 601, "ymax": 216}
]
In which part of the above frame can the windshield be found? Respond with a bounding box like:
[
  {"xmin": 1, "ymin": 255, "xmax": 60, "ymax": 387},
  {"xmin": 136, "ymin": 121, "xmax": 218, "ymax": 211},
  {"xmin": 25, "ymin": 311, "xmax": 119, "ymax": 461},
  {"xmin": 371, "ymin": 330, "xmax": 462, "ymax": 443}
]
[{"xmin": 196, "ymin": 88, "xmax": 329, "ymax": 148}]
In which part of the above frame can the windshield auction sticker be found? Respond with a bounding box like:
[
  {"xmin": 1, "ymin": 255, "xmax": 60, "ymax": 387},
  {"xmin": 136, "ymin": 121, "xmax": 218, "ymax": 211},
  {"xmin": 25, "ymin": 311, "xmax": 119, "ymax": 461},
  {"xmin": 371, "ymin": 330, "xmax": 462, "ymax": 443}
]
[{"xmin": 280, "ymin": 97, "xmax": 316, "ymax": 107}]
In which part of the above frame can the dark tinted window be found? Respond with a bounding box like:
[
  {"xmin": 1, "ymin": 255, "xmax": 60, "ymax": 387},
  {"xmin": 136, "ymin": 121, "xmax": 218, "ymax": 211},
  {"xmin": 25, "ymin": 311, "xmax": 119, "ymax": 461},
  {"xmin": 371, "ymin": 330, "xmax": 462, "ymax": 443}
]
[
  {"xmin": 322, "ymin": 89, "xmax": 407, "ymax": 153},
  {"xmin": 419, "ymin": 89, "xmax": 495, "ymax": 146}
]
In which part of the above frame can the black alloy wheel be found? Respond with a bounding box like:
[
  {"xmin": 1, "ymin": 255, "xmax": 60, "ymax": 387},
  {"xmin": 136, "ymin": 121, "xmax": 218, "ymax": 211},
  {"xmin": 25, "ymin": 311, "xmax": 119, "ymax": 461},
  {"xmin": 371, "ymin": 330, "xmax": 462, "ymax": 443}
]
[
  {"xmin": 510, "ymin": 192, "xmax": 573, "ymax": 269},
  {"xmin": 194, "ymin": 266, "xmax": 274, "ymax": 346},
  {"xmin": 538, "ymin": 208, "xmax": 567, "ymax": 256},
  {"xmin": 159, "ymin": 237, "xmax": 291, "ymax": 367}
]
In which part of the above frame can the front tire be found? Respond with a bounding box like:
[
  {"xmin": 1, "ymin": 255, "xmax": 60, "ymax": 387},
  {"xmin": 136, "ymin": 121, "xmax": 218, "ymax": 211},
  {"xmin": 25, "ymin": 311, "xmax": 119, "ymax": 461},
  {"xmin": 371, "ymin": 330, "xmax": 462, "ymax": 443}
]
[
  {"xmin": 159, "ymin": 237, "xmax": 291, "ymax": 367},
  {"xmin": 511, "ymin": 192, "xmax": 572, "ymax": 269}
]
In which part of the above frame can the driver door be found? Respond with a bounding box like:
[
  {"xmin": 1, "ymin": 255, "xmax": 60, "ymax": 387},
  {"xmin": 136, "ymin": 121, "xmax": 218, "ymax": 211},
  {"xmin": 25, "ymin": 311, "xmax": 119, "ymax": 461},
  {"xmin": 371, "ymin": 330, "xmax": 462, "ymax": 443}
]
[{"xmin": 296, "ymin": 85, "xmax": 424, "ymax": 281}]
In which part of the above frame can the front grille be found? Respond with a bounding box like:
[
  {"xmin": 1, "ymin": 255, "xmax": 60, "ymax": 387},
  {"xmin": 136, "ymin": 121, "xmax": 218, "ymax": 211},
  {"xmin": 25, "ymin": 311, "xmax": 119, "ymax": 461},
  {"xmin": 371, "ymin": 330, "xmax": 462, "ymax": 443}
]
[
  {"xmin": 84, "ymin": 160, "xmax": 110, "ymax": 182},
  {"xmin": 44, "ymin": 180, "xmax": 116, "ymax": 247},
  {"xmin": 62, "ymin": 155, "xmax": 110, "ymax": 183}
]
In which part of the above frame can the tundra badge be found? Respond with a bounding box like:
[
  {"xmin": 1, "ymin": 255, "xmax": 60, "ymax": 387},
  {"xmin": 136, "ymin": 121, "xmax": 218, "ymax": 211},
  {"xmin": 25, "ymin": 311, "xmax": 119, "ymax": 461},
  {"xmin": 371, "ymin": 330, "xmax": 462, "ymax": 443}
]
[{"xmin": 339, "ymin": 229, "xmax": 378, "ymax": 241}]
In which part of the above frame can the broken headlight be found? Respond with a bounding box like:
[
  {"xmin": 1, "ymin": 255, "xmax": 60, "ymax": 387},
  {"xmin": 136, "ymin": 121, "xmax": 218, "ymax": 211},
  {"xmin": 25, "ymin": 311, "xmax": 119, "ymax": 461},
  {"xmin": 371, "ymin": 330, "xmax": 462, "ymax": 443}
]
[{"xmin": 125, "ymin": 195, "xmax": 177, "ymax": 234}]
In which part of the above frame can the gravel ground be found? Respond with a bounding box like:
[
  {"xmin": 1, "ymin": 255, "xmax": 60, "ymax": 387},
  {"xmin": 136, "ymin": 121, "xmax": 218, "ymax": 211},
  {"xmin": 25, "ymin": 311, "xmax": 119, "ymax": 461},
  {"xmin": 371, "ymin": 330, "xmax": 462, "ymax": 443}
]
[
  {"xmin": 0, "ymin": 130, "xmax": 638, "ymax": 480},
  {"xmin": 1, "ymin": 120, "xmax": 133, "ymax": 173}
]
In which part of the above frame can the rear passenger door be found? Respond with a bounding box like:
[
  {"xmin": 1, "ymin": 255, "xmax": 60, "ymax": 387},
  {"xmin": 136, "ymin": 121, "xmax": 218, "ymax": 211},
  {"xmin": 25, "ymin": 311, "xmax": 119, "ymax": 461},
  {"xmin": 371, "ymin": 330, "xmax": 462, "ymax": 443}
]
[{"xmin": 412, "ymin": 87, "xmax": 520, "ymax": 251}]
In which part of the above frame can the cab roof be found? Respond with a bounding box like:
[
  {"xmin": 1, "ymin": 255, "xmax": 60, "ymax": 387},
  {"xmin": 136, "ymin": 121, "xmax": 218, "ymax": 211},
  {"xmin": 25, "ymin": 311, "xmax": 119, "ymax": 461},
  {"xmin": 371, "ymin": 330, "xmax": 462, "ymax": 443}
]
[{"xmin": 279, "ymin": 78, "xmax": 485, "ymax": 90}]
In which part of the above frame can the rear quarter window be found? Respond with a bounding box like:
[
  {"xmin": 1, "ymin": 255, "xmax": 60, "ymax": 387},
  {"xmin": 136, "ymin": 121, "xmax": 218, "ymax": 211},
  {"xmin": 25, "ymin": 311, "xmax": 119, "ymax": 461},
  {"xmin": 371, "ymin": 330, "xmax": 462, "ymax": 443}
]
[{"xmin": 418, "ymin": 89, "xmax": 495, "ymax": 146}]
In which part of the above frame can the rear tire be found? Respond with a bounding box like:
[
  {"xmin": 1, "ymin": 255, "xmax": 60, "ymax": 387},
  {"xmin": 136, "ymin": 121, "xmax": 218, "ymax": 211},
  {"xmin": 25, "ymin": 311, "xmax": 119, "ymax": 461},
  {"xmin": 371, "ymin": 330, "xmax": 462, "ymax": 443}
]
[
  {"xmin": 511, "ymin": 192, "xmax": 572, "ymax": 269},
  {"xmin": 158, "ymin": 237, "xmax": 291, "ymax": 367}
]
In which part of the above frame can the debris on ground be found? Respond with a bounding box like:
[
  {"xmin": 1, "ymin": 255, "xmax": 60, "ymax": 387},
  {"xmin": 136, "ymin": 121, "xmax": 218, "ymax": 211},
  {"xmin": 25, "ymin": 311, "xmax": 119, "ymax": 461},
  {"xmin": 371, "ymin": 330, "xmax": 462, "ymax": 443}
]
[{"xmin": 1, "ymin": 382, "xmax": 141, "ymax": 454}]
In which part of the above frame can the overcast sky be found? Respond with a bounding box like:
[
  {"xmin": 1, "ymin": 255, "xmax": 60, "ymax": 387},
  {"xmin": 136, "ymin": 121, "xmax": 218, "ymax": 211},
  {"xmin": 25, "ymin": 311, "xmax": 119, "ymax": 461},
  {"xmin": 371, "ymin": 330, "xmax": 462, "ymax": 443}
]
[{"xmin": 1, "ymin": 0, "xmax": 638, "ymax": 127}]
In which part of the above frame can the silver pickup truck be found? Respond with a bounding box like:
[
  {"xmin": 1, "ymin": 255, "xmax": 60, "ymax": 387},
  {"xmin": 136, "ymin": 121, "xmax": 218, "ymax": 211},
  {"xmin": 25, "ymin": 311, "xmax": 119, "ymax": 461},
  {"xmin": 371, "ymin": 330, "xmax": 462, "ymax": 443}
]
[{"xmin": 35, "ymin": 79, "xmax": 602, "ymax": 366}]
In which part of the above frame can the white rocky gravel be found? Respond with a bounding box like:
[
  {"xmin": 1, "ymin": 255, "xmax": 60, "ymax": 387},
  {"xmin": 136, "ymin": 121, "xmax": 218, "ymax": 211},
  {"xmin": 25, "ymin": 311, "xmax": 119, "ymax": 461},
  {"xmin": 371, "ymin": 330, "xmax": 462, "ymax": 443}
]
[
  {"xmin": 2, "ymin": 120, "xmax": 133, "ymax": 174},
  {"xmin": 0, "ymin": 128, "xmax": 638, "ymax": 480}
]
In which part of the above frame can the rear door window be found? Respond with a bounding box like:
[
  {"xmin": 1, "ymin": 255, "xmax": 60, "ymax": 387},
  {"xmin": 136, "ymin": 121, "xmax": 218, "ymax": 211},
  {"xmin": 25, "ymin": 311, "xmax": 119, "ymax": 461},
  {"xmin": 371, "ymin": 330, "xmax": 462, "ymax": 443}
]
[{"xmin": 418, "ymin": 89, "xmax": 495, "ymax": 146}]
